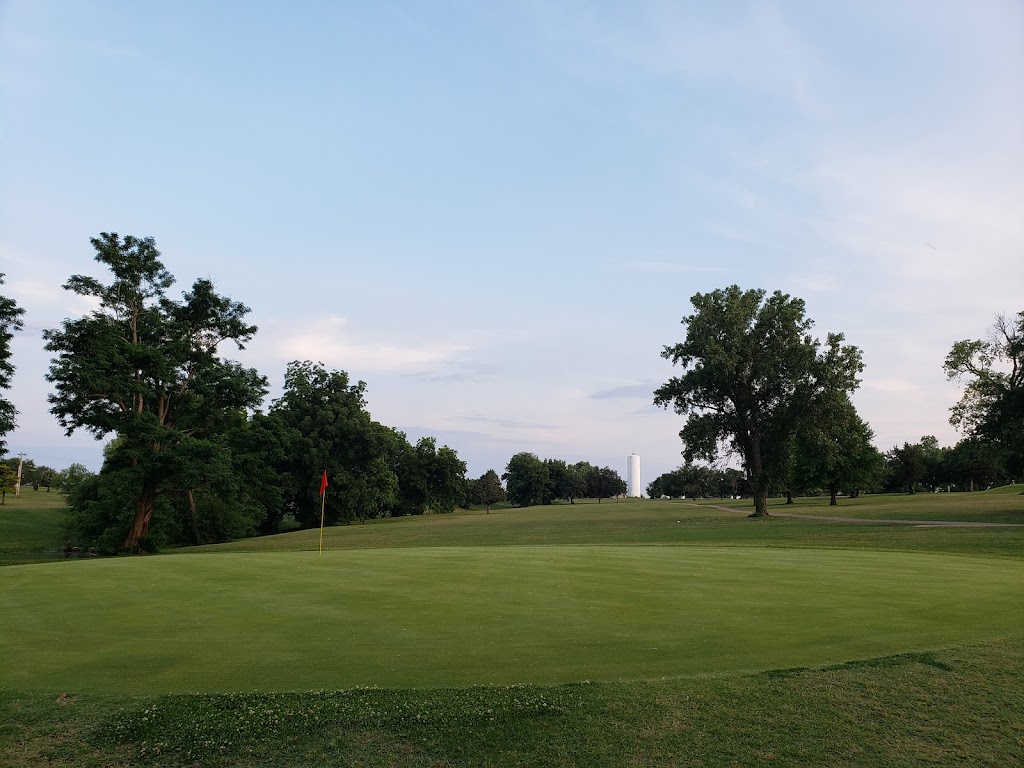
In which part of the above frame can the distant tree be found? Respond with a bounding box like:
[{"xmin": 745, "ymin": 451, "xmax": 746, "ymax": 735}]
[
  {"xmin": 0, "ymin": 274, "xmax": 24, "ymax": 457},
  {"xmin": 503, "ymin": 452, "xmax": 550, "ymax": 507},
  {"xmin": 271, "ymin": 361, "xmax": 399, "ymax": 526},
  {"xmin": 945, "ymin": 438, "xmax": 1007, "ymax": 491},
  {"xmin": 655, "ymin": 286, "xmax": 863, "ymax": 516},
  {"xmin": 394, "ymin": 436, "xmax": 467, "ymax": 515},
  {"xmin": 885, "ymin": 441, "xmax": 929, "ymax": 494},
  {"xmin": 0, "ymin": 464, "xmax": 15, "ymax": 503},
  {"xmin": 55, "ymin": 463, "xmax": 94, "ymax": 497},
  {"xmin": 586, "ymin": 465, "xmax": 625, "ymax": 503},
  {"xmin": 474, "ymin": 469, "xmax": 506, "ymax": 513},
  {"xmin": 945, "ymin": 311, "xmax": 1024, "ymax": 476},
  {"xmin": 43, "ymin": 233, "xmax": 266, "ymax": 550},
  {"xmin": 542, "ymin": 459, "xmax": 589, "ymax": 504},
  {"xmin": 792, "ymin": 393, "xmax": 883, "ymax": 505}
]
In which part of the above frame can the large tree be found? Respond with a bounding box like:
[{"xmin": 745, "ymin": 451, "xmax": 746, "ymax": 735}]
[
  {"xmin": 655, "ymin": 286, "xmax": 863, "ymax": 516},
  {"xmin": 503, "ymin": 452, "xmax": 550, "ymax": 507},
  {"xmin": 270, "ymin": 361, "xmax": 400, "ymax": 526},
  {"xmin": 0, "ymin": 274, "xmax": 25, "ymax": 456},
  {"xmin": 945, "ymin": 311, "xmax": 1024, "ymax": 477},
  {"xmin": 792, "ymin": 393, "xmax": 882, "ymax": 505},
  {"xmin": 43, "ymin": 233, "xmax": 266, "ymax": 550}
]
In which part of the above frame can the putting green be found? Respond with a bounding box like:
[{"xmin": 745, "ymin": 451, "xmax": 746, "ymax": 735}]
[{"xmin": 2, "ymin": 546, "xmax": 1021, "ymax": 693}]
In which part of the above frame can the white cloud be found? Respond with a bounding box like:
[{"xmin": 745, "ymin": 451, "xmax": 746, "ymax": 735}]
[{"xmin": 273, "ymin": 315, "xmax": 472, "ymax": 372}]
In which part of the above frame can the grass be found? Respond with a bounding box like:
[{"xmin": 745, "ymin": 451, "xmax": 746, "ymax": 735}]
[
  {"xmin": 760, "ymin": 485, "xmax": 1024, "ymax": 523},
  {"xmin": 2, "ymin": 639, "xmax": 1022, "ymax": 767},
  {"xmin": 187, "ymin": 495, "xmax": 1024, "ymax": 560},
  {"xmin": 4, "ymin": 546, "xmax": 1022, "ymax": 693},
  {"xmin": 0, "ymin": 490, "xmax": 69, "ymax": 566},
  {"xmin": 2, "ymin": 490, "xmax": 1024, "ymax": 765}
]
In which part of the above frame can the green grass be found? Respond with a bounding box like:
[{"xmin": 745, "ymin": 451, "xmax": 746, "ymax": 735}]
[
  {"xmin": 187, "ymin": 496, "xmax": 1024, "ymax": 560},
  {"xmin": 760, "ymin": 485, "xmax": 1024, "ymax": 523},
  {"xmin": 3, "ymin": 639, "xmax": 1022, "ymax": 767},
  {"xmin": 4, "ymin": 546, "xmax": 1022, "ymax": 693},
  {"xmin": 3, "ymin": 491, "xmax": 1024, "ymax": 766},
  {"xmin": 0, "ymin": 490, "xmax": 68, "ymax": 565}
]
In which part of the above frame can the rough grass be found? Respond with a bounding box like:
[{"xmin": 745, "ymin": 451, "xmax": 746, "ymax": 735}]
[
  {"xmin": 2, "ymin": 638, "xmax": 1022, "ymax": 767},
  {"xmin": 0, "ymin": 490, "xmax": 68, "ymax": 565}
]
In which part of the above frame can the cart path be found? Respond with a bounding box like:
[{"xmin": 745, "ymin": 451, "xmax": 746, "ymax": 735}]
[{"xmin": 684, "ymin": 503, "xmax": 1024, "ymax": 527}]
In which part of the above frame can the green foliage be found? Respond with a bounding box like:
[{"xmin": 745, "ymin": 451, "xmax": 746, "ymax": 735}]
[
  {"xmin": 43, "ymin": 233, "xmax": 267, "ymax": 550},
  {"xmin": 392, "ymin": 437, "xmax": 467, "ymax": 516},
  {"xmin": 271, "ymin": 361, "xmax": 400, "ymax": 526},
  {"xmin": 585, "ymin": 465, "xmax": 626, "ymax": 502},
  {"xmin": 0, "ymin": 274, "xmax": 24, "ymax": 457},
  {"xmin": 503, "ymin": 452, "xmax": 551, "ymax": 507},
  {"xmin": 0, "ymin": 463, "xmax": 16, "ymax": 503},
  {"xmin": 792, "ymin": 393, "xmax": 884, "ymax": 504},
  {"xmin": 656, "ymin": 285, "xmax": 863, "ymax": 516},
  {"xmin": 945, "ymin": 311, "xmax": 1024, "ymax": 476},
  {"xmin": 648, "ymin": 463, "xmax": 750, "ymax": 499},
  {"xmin": 472, "ymin": 469, "xmax": 506, "ymax": 512}
]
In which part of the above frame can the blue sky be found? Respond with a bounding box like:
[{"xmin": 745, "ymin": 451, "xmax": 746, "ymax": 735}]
[{"xmin": 2, "ymin": 1, "xmax": 1022, "ymax": 484}]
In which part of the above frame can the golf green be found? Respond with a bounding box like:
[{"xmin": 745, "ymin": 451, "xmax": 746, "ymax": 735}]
[{"xmin": 2, "ymin": 546, "xmax": 1021, "ymax": 693}]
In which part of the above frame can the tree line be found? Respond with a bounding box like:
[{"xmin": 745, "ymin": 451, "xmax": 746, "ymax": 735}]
[
  {"xmin": 0, "ymin": 241, "xmax": 1018, "ymax": 541},
  {"xmin": 653, "ymin": 286, "xmax": 1022, "ymax": 514},
  {"xmin": 0, "ymin": 234, "xmax": 634, "ymax": 552}
]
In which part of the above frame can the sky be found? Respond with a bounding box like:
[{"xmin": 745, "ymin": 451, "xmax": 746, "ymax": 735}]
[{"xmin": 1, "ymin": 0, "xmax": 1022, "ymax": 485}]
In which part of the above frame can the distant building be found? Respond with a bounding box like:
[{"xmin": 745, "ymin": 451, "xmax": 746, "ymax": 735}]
[{"xmin": 627, "ymin": 453, "xmax": 642, "ymax": 497}]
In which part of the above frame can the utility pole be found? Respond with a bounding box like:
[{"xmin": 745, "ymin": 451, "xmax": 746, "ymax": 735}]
[{"xmin": 15, "ymin": 452, "xmax": 25, "ymax": 498}]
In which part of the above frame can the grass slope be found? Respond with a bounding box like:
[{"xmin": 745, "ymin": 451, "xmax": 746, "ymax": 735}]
[
  {"xmin": 188, "ymin": 496, "xmax": 1024, "ymax": 560},
  {"xmin": 3, "ymin": 492, "xmax": 1024, "ymax": 766},
  {"xmin": 0, "ymin": 491, "xmax": 68, "ymax": 565}
]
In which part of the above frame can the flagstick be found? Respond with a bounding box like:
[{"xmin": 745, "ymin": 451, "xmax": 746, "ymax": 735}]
[{"xmin": 319, "ymin": 490, "xmax": 326, "ymax": 556}]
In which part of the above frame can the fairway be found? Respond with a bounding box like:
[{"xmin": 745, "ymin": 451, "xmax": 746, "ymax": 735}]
[{"xmin": 3, "ymin": 545, "xmax": 1022, "ymax": 694}]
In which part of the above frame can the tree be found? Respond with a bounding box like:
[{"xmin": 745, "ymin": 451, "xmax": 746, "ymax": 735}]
[
  {"xmin": 885, "ymin": 441, "xmax": 928, "ymax": 494},
  {"xmin": 655, "ymin": 286, "xmax": 863, "ymax": 516},
  {"xmin": 945, "ymin": 438, "xmax": 1007, "ymax": 491},
  {"xmin": 0, "ymin": 464, "xmax": 15, "ymax": 503},
  {"xmin": 586, "ymin": 465, "xmax": 626, "ymax": 502},
  {"xmin": 393, "ymin": 436, "xmax": 467, "ymax": 515},
  {"xmin": 55, "ymin": 463, "xmax": 94, "ymax": 497},
  {"xmin": 792, "ymin": 393, "xmax": 882, "ymax": 505},
  {"xmin": 43, "ymin": 233, "xmax": 266, "ymax": 550},
  {"xmin": 0, "ymin": 274, "xmax": 25, "ymax": 457},
  {"xmin": 474, "ymin": 469, "xmax": 506, "ymax": 512},
  {"xmin": 945, "ymin": 311, "xmax": 1024, "ymax": 477},
  {"xmin": 271, "ymin": 361, "xmax": 399, "ymax": 526},
  {"xmin": 503, "ymin": 452, "xmax": 550, "ymax": 507}
]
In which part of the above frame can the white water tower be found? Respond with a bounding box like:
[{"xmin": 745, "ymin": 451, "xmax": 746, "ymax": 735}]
[{"xmin": 627, "ymin": 453, "xmax": 641, "ymax": 497}]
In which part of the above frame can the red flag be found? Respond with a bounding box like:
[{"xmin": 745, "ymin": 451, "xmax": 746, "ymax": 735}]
[{"xmin": 320, "ymin": 470, "xmax": 328, "ymax": 495}]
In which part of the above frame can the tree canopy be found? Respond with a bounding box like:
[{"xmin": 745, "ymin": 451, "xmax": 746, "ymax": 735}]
[
  {"xmin": 0, "ymin": 274, "xmax": 25, "ymax": 456},
  {"xmin": 655, "ymin": 286, "xmax": 863, "ymax": 516},
  {"xmin": 43, "ymin": 233, "xmax": 267, "ymax": 549},
  {"xmin": 945, "ymin": 311, "xmax": 1024, "ymax": 477}
]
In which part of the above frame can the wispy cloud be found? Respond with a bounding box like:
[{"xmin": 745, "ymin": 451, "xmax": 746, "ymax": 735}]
[
  {"xmin": 589, "ymin": 382, "xmax": 658, "ymax": 400},
  {"xmin": 410, "ymin": 360, "xmax": 501, "ymax": 384},
  {"xmin": 455, "ymin": 415, "xmax": 566, "ymax": 431},
  {"xmin": 275, "ymin": 315, "xmax": 472, "ymax": 372}
]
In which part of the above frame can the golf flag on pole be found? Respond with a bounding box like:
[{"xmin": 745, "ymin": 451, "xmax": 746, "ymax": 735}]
[{"xmin": 318, "ymin": 470, "xmax": 328, "ymax": 556}]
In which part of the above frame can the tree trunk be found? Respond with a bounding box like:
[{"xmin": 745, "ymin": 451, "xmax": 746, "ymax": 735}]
[
  {"xmin": 750, "ymin": 487, "xmax": 770, "ymax": 517},
  {"xmin": 123, "ymin": 488, "xmax": 158, "ymax": 551},
  {"xmin": 829, "ymin": 483, "xmax": 838, "ymax": 506},
  {"xmin": 785, "ymin": 491, "xmax": 793, "ymax": 504}
]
